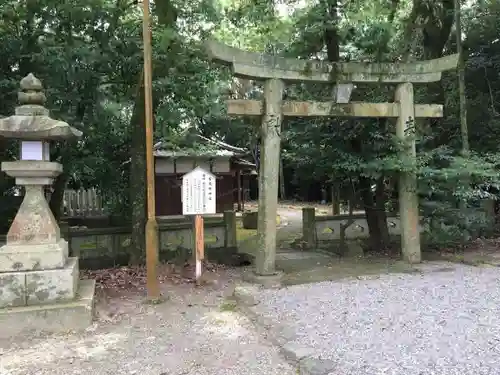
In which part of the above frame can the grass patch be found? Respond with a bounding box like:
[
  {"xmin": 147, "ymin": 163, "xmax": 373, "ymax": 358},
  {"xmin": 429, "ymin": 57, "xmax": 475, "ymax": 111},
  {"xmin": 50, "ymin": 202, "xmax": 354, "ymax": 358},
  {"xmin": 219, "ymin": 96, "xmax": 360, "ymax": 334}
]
[
  {"xmin": 236, "ymin": 214, "xmax": 281, "ymax": 244},
  {"xmin": 142, "ymin": 296, "xmax": 168, "ymax": 305},
  {"xmin": 219, "ymin": 300, "xmax": 237, "ymax": 311},
  {"xmin": 236, "ymin": 221, "xmax": 257, "ymax": 243}
]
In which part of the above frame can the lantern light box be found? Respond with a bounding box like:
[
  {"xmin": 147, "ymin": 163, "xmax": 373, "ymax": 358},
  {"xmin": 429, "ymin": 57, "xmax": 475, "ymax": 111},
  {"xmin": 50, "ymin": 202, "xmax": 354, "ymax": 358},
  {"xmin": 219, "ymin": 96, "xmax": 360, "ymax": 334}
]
[{"xmin": 20, "ymin": 140, "xmax": 50, "ymax": 161}]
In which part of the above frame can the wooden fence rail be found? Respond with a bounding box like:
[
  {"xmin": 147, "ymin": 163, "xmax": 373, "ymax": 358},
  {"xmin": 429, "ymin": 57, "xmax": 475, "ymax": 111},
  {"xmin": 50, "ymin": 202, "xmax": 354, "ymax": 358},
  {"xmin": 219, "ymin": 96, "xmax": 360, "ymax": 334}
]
[{"xmin": 63, "ymin": 188, "xmax": 107, "ymax": 217}]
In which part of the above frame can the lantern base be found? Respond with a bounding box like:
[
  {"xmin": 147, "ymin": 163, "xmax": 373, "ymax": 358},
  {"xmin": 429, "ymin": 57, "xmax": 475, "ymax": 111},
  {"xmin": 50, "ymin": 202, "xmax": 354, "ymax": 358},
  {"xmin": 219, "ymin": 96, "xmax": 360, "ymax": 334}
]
[
  {"xmin": 0, "ymin": 279, "xmax": 95, "ymax": 339},
  {"xmin": 0, "ymin": 257, "xmax": 79, "ymax": 308}
]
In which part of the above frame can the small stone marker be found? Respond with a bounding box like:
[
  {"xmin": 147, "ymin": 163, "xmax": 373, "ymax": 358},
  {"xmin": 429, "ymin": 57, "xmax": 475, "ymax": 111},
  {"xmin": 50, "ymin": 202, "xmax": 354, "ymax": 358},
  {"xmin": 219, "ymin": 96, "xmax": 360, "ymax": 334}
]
[
  {"xmin": 334, "ymin": 83, "xmax": 354, "ymax": 104},
  {"xmin": 182, "ymin": 167, "xmax": 217, "ymax": 283}
]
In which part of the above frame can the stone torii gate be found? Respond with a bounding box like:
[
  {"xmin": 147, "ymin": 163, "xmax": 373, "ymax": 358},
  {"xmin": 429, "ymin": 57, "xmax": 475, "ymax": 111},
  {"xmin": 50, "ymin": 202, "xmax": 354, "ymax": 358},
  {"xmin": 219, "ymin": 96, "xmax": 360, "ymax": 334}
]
[{"xmin": 206, "ymin": 39, "xmax": 458, "ymax": 279}]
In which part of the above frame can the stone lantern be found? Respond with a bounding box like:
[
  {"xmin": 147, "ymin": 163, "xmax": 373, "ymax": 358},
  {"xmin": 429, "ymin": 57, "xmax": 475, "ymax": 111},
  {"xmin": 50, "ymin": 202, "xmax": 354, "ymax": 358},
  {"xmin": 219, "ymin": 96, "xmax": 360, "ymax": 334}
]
[{"xmin": 0, "ymin": 74, "xmax": 95, "ymax": 338}]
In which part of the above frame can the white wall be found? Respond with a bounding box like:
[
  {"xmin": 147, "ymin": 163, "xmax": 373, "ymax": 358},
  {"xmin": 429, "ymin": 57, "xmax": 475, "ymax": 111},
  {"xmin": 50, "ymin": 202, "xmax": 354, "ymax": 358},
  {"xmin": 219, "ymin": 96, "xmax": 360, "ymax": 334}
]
[{"xmin": 155, "ymin": 157, "xmax": 231, "ymax": 174}]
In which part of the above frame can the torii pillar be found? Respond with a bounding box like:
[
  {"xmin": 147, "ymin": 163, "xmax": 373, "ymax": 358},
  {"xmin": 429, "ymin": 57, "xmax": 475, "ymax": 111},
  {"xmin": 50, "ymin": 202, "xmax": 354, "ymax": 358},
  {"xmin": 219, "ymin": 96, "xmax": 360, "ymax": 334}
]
[{"xmin": 255, "ymin": 79, "xmax": 284, "ymax": 276}]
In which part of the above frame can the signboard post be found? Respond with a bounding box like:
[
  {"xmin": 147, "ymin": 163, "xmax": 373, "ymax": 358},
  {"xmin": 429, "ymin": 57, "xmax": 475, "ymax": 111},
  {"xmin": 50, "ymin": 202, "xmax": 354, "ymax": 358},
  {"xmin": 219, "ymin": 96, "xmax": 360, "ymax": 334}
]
[{"xmin": 182, "ymin": 167, "xmax": 216, "ymax": 284}]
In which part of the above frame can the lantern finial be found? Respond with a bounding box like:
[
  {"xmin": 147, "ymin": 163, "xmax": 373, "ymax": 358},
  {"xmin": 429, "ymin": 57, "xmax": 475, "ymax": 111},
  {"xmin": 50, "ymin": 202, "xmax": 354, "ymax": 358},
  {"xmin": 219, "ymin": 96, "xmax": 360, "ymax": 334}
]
[{"xmin": 18, "ymin": 73, "xmax": 46, "ymax": 106}]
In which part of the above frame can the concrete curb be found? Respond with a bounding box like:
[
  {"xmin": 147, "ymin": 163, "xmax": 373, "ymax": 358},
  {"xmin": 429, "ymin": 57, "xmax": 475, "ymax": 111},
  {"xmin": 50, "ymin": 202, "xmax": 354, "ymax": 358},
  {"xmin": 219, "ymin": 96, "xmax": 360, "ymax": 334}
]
[{"xmin": 233, "ymin": 283, "xmax": 337, "ymax": 375}]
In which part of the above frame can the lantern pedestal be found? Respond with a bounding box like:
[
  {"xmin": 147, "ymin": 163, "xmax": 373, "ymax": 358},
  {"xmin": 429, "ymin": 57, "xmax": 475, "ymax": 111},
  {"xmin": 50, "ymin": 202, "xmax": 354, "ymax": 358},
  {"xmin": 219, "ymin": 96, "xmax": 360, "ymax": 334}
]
[{"xmin": 0, "ymin": 161, "xmax": 95, "ymax": 337}]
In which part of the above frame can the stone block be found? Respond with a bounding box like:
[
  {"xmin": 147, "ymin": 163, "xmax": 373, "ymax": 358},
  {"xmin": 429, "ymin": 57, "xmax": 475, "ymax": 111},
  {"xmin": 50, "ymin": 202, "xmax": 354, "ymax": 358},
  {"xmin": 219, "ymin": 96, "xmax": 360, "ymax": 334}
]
[
  {"xmin": 26, "ymin": 257, "xmax": 79, "ymax": 305},
  {"xmin": 224, "ymin": 211, "xmax": 237, "ymax": 248},
  {"xmin": 242, "ymin": 270, "xmax": 283, "ymax": 288},
  {"xmin": 242, "ymin": 211, "xmax": 258, "ymax": 229},
  {"xmin": 298, "ymin": 357, "xmax": 338, "ymax": 375},
  {"xmin": 281, "ymin": 342, "xmax": 316, "ymax": 363},
  {"xmin": 0, "ymin": 279, "xmax": 95, "ymax": 339},
  {"xmin": 233, "ymin": 283, "xmax": 260, "ymax": 306},
  {"xmin": 96, "ymin": 234, "xmax": 113, "ymax": 252},
  {"xmin": 0, "ymin": 239, "xmax": 68, "ymax": 272},
  {"xmin": 0, "ymin": 257, "xmax": 78, "ymax": 308},
  {"xmin": 70, "ymin": 235, "xmax": 97, "ymax": 257},
  {"xmin": 0, "ymin": 272, "xmax": 26, "ymax": 308}
]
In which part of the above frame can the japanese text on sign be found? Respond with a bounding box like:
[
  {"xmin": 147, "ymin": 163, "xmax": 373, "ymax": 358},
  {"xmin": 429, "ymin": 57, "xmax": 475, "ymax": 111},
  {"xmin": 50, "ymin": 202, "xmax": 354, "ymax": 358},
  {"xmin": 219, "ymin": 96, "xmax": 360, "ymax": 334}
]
[{"xmin": 182, "ymin": 166, "xmax": 216, "ymax": 215}]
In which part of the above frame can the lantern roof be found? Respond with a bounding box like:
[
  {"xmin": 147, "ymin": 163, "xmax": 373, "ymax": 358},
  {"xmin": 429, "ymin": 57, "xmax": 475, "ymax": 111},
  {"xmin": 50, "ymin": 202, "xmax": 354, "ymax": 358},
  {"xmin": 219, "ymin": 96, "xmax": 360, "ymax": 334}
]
[{"xmin": 0, "ymin": 74, "xmax": 82, "ymax": 140}]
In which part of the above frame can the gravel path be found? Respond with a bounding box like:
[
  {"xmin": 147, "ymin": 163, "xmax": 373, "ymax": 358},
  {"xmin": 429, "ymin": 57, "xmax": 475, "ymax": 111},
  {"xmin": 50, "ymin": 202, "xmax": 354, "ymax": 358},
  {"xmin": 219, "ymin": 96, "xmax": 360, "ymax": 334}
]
[
  {"xmin": 1, "ymin": 283, "xmax": 295, "ymax": 375},
  {"xmin": 276, "ymin": 208, "xmax": 303, "ymax": 249},
  {"xmin": 251, "ymin": 263, "xmax": 500, "ymax": 375}
]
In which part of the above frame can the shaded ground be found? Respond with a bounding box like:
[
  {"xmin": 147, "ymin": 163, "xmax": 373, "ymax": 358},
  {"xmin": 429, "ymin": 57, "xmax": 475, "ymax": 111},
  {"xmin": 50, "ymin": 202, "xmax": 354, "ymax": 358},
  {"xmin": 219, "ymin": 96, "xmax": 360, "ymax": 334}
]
[
  {"xmin": 237, "ymin": 206, "xmax": 303, "ymax": 257},
  {"xmin": 237, "ymin": 203, "xmax": 500, "ymax": 286},
  {"xmin": 238, "ymin": 206, "xmax": 420, "ymax": 285},
  {"xmin": 0, "ymin": 266, "xmax": 295, "ymax": 375},
  {"xmin": 244, "ymin": 200, "xmax": 362, "ymax": 216},
  {"xmin": 426, "ymin": 237, "xmax": 500, "ymax": 266}
]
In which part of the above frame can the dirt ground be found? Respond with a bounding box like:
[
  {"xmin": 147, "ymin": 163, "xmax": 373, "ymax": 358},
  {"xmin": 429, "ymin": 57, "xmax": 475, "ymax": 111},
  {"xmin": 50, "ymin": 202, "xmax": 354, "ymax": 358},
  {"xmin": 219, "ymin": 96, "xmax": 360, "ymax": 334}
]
[
  {"xmin": 4, "ymin": 245, "xmax": 500, "ymax": 375},
  {"xmin": 0, "ymin": 265, "xmax": 295, "ymax": 375},
  {"xmin": 245, "ymin": 201, "xmax": 332, "ymax": 215},
  {"xmin": 244, "ymin": 200, "xmax": 365, "ymax": 216}
]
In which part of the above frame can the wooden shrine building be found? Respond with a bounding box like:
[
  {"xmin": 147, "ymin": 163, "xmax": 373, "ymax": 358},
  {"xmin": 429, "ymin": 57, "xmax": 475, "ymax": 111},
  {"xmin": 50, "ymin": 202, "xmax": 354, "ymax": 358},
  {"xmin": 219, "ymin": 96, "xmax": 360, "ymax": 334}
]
[{"xmin": 154, "ymin": 133, "xmax": 256, "ymax": 216}]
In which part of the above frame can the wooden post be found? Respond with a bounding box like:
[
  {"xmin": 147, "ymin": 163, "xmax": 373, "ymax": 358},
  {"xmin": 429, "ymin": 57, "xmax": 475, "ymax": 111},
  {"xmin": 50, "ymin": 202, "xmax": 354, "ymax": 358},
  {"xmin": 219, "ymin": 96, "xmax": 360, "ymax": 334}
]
[
  {"xmin": 182, "ymin": 167, "xmax": 215, "ymax": 282},
  {"xmin": 395, "ymin": 83, "xmax": 421, "ymax": 263},
  {"xmin": 142, "ymin": 0, "xmax": 160, "ymax": 298},
  {"xmin": 256, "ymin": 78, "xmax": 284, "ymax": 276},
  {"xmin": 194, "ymin": 214, "xmax": 204, "ymax": 283}
]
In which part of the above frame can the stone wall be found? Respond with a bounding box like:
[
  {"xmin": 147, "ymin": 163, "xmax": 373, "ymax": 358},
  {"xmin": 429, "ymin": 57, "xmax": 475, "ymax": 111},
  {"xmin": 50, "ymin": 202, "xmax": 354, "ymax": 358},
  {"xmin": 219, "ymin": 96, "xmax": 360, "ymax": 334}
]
[
  {"xmin": 314, "ymin": 214, "xmax": 402, "ymax": 241},
  {"xmin": 308, "ymin": 201, "xmax": 496, "ymax": 243},
  {"xmin": 301, "ymin": 207, "xmax": 497, "ymax": 258},
  {"xmin": 301, "ymin": 208, "xmax": 406, "ymax": 249},
  {"xmin": 0, "ymin": 215, "xmax": 237, "ymax": 269}
]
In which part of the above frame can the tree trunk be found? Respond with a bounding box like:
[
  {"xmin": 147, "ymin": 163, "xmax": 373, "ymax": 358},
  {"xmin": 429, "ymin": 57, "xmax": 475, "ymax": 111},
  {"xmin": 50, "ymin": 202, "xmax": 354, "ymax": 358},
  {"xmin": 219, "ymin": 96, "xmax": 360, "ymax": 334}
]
[
  {"xmin": 49, "ymin": 173, "xmax": 69, "ymax": 222},
  {"xmin": 360, "ymin": 177, "xmax": 390, "ymax": 252},
  {"xmin": 129, "ymin": 71, "xmax": 147, "ymax": 265},
  {"xmin": 374, "ymin": 176, "xmax": 390, "ymax": 245},
  {"xmin": 322, "ymin": 0, "xmax": 341, "ymax": 216},
  {"xmin": 455, "ymin": 0, "xmax": 470, "ymax": 241},
  {"xmin": 321, "ymin": 0, "xmax": 392, "ymax": 249},
  {"xmin": 0, "ymin": 138, "xmax": 8, "ymax": 194},
  {"xmin": 279, "ymin": 157, "xmax": 286, "ymax": 200},
  {"xmin": 331, "ymin": 183, "xmax": 341, "ymax": 215},
  {"xmin": 454, "ymin": 0, "xmax": 469, "ymax": 155},
  {"xmin": 422, "ymin": 0, "xmax": 455, "ymax": 145}
]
